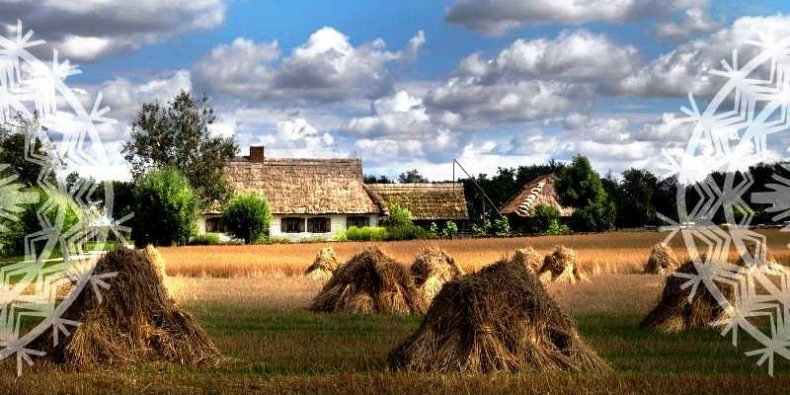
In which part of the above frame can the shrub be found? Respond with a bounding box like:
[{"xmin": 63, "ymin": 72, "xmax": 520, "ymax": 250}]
[
  {"xmin": 188, "ymin": 233, "xmax": 221, "ymax": 246},
  {"xmin": 526, "ymin": 205, "xmax": 561, "ymax": 234},
  {"xmin": 427, "ymin": 222, "xmax": 439, "ymax": 237},
  {"xmin": 471, "ymin": 219, "xmax": 491, "ymax": 237},
  {"xmin": 346, "ymin": 226, "xmax": 388, "ymax": 241},
  {"xmin": 132, "ymin": 167, "xmax": 198, "ymax": 247},
  {"xmin": 385, "ymin": 203, "xmax": 413, "ymax": 227},
  {"xmin": 386, "ymin": 224, "xmax": 429, "ymax": 241},
  {"xmin": 492, "ymin": 217, "xmax": 510, "ymax": 237},
  {"xmin": 222, "ymin": 193, "xmax": 272, "ymax": 244},
  {"xmin": 441, "ymin": 221, "xmax": 459, "ymax": 237},
  {"xmin": 1, "ymin": 188, "xmax": 84, "ymax": 257},
  {"xmin": 570, "ymin": 200, "xmax": 617, "ymax": 232}
]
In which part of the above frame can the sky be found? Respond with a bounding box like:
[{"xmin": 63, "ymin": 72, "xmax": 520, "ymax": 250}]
[{"xmin": 4, "ymin": 0, "xmax": 790, "ymax": 181}]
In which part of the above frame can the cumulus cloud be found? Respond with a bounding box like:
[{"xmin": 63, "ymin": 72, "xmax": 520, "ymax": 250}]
[
  {"xmin": 194, "ymin": 27, "xmax": 426, "ymax": 102},
  {"xmin": 457, "ymin": 30, "xmax": 641, "ymax": 82},
  {"xmin": 1, "ymin": 0, "xmax": 226, "ymax": 61},
  {"xmin": 445, "ymin": 0, "xmax": 666, "ymax": 36},
  {"xmin": 620, "ymin": 14, "xmax": 790, "ymax": 97},
  {"xmin": 347, "ymin": 90, "xmax": 431, "ymax": 137},
  {"xmin": 97, "ymin": 70, "xmax": 193, "ymax": 123},
  {"xmin": 656, "ymin": 6, "xmax": 719, "ymax": 39}
]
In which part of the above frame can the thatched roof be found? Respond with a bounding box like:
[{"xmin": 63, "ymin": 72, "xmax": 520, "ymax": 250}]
[
  {"xmin": 500, "ymin": 175, "xmax": 574, "ymax": 218},
  {"xmin": 367, "ymin": 183, "xmax": 468, "ymax": 220},
  {"xmin": 221, "ymin": 158, "xmax": 387, "ymax": 215}
]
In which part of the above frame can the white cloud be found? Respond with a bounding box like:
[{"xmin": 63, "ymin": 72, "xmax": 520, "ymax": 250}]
[
  {"xmin": 656, "ymin": 6, "xmax": 719, "ymax": 39},
  {"xmin": 621, "ymin": 14, "xmax": 790, "ymax": 97},
  {"xmin": 194, "ymin": 27, "xmax": 426, "ymax": 102},
  {"xmin": 347, "ymin": 90, "xmax": 432, "ymax": 137},
  {"xmin": 98, "ymin": 70, "xmax": 193, "ymax": 123},
  {"xmin": 458, "ymin": 30, "xmax": 641, "ymax": 82},
  {"xmin": 2, "ymin": 0, "xmax": 226, "ymax": 61},
  {"xmin": 445, "ymin": 0, "xmax": 666, "ymax": 36}
]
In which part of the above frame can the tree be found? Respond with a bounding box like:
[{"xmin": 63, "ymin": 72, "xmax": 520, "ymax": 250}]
[
  {"xmin": 0, "ymin": 116, "xmax": 58, "ymax": 187},
  {"xmin": 364, "ymin": 174, "xmax": 394, "ymax": 184},
  {"xmin": 123, "ymin": 91, "xmax": 238, "ymax": 206},
  {"xmin": 398, "ymin": 169, "xmax": 429, "ymax": 183},
  {"xmin": 1, "ymin": 189, "xmax": 83, "ymax": 257},
  {"xmin": 616, "ymin": 168, "xmax": 658, "ymax": 228},
  {"xmin": 556, "ymin": 155, "xmax": 616, "ymax": 232},
  {"xmin": 526, "ymin": 204, "xmax": 562, "ymax": 235},
  {"xmin": 222, "ymin": 193, "xmax": 271, "ymax": 244},
  {"xmin": 132, "ymin": 167, "xmax": 198, "ymax": 247}
]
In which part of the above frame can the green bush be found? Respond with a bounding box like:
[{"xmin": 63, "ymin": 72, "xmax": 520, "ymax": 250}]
[
  {"xmin": 188, "ymin": 233, "xmax": 221, "ymax": 245},
  {"xmin": 132, "ymin": 167, "xmax": 198, "ymax": 247},
  {"xmin": 492, "ymin": 217, "xmax": 510, "ymax": 236},
  {"xmin": 222, "ymin": 193, "xmax": 272, "ymax": 244},
  {"xmin": 385, "ymin": 203, "xmax": 413, "ymax": 227},
  {"xmin": 570, "ymin": 200, "xmax": 617, "ymax": 232},
  {"xmin": 346, "ymin": 226, "xmax": 388, "ymax": 241},
  {"xmin": 1, "ymin": 188, "xmax": 84, "ymax": 257},
  {"xmin": 385, "ymin": 224, "xmax": 428, "ymax": 241},
  {"xmin": 471, "ymin": 219, "xmax": 491, "ymax": 236},
  {"xmin": 441, "ymin": 221, "xmax": 458, "ymax": 237},
  {"xmin": 427, "ymin": 222, "xmax": 439, "ymax": 237},
  {"xmin": 526, "ymin": 204, "xmax": 561, "ymax": 234}
]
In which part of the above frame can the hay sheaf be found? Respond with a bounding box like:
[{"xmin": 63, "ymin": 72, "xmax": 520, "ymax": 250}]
[
  {"xmin": 411, "ymin": 247, "xmax": 464, "ymax": 302},
  {"xmin": 42, "ymin": 248, "xmax": 220, "ymax": 368},
  {"xmin": 644, "ymin": 243, "xmax": 679, "ymax": 275},
  {"xmin": 389, "ymin": 258, "xmax": 610, "ymax": 373},
  {"xmin": 310, "ymin": 247, "xmax": 427, "ymax": 315},
  {"xmin": 640, "ymin": 260, "xmax": 734, "ymax": 332},
  {"xmin": 538, "ymin": 246, "xmax": 586, "ymax": 285},
  {"xmin": 304, "ymin": 247, "xmax": 339, "ymax": 281},
  {"xmin": 144, "ymin": 244, "xmax": 167, "ymax": 279},
  {"xmin": 512, "ymin": 247, "xmax": 543, "ymax": 273}
]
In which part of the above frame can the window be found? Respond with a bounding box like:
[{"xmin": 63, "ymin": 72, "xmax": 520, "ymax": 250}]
[
  {"xmin": 347, "ymin": 216, "xmax": 370, "ymax": 229},
  {"xmin": 307, "ymin": 217, "xmax": 331, "ymax": 233},
  {"xmin": 205, "ymin": 217, "xmax": 225, "ymax": 233},
  {"xmin": 282, "ymin": 217, "xmax": 305, "ymax": 233}
]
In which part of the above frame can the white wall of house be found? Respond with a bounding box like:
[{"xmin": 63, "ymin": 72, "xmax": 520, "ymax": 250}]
[{"xmin": 197, "ymin": 213, "xmax": 382, "ymax": 242}]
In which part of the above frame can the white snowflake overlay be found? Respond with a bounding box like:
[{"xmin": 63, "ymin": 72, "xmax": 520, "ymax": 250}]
[
  {"xmin": 660, "ymin": 35, "xmax": 790, "ymax": 375},
  {"xmin": 0, "ymin": 21, "xmax": 129, "ymax": 376}
]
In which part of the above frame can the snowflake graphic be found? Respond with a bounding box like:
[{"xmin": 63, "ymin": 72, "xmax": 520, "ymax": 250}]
[
  {"xmin": 664, "ymin": 35, "xmax": 790, "ymax": 375},
  {"xmin": 0, "ymin": 21, "xmax": 129, "ymax": 376}
]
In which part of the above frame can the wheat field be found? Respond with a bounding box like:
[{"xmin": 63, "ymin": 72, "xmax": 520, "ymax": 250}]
[{"xmin": 3, "ymin": 230, "xmax": 790, "ymax": 393}]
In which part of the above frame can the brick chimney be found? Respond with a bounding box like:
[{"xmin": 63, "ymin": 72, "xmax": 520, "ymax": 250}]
[{"xmin": 250, "ymin": 146, "xmax": 265, "ymax": 163}]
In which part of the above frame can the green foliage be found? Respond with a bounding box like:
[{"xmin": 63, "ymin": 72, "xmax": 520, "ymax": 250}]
[
  {"xmin": 556, "ymin": 155, "xmax": 616, "ymax": 232},
  {"xmin": 0, "ymin": 116, "xmax": 58, "ymax": 187},
  {"xmin": 441, "ymin": 221, "xmax": 458, "ymax": 237},
  {"xmin": 427, "ymin": 222, "xmax": 439, "ymax": 237},
  {"xmin": 526, "ymin": 204, "xmax": 560, "ymax": 234},
  {"xmin": 492, "ymin": 217, "xmax": 510, "ymax": 236},
  {"xmin": 385, "ymin": 203, "xmax": 413, "ymax": 227},
  {"xmin": 1, "ymin": 189, "xmax": 83, "ymax": 257},
  {"xmin": 345, "ymin": 226, "xmax": 388, "ymax": 241},
  {"xmin": 123, "ymin": 91, "xmax": 238, "ymax": 206},
  {"xmin": 614, "ymin": 168, "xmax": 658, "ymax": 228},
  {"xmin": 132, "ymin": 167, "xmax": 198, "ymax": 247},
  {"xmin": 385, "ymin": 224, "xmax": 429, "ymax": 241},
  {"xmin": 398, "ymin": 169, "xmax": 429, "ymax": 183},
  {"xmin": 570, "ymin": 200, "xmax": 617, "ymax": 232},
  {"xmin": 471, "ymin": 219, "xmax": 491, "ymax": 236},
  {"xmin": 222, "ymin": 193, "xmax": 272, "ymax": 244},
  {"xmin": 189, "ymin": 233, "xmax": 221, "ymax": 246}
]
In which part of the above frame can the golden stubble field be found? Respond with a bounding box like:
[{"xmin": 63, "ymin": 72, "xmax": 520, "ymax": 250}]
[{"xmin": 3, "ymin": 230, "xmax": 790, "ymax": 394}]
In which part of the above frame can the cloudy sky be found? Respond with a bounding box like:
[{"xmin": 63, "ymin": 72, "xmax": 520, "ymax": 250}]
[{"xmin": 5, "ymin": 0, "xmax": 790, "ymax": 181}]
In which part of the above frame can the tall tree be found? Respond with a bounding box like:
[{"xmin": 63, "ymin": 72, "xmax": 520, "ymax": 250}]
[
  {"xmin": 0, "ymin": 116, "xmax": 57, "ymax": 187},
  {"xmin": 122, "ymin": 91, "xmax": 238, "ymax": 206},
  {"xmin": 398, "ymin": 169, "xmax": 429, "ymax": 183},
  {"xmin": 364, "ymin": 174, "xmax": 394, "ymax": 184},
  {"xmin": 616, "ymin": 168, "xmax": 658, "ymax": 228},
  {"xmin": 555, "ymin": 155, "xmax": 616, "ymax": 232}
]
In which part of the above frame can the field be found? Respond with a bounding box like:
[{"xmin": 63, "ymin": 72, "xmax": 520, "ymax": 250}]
[{"xmin": 3, "ymin": 230, "xmax": 790, "ymax": 394}]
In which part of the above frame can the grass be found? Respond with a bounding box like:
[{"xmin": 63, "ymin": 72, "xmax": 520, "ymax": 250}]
[{"xmin": 2, "ymin": 231, "xmax": 790, "ymax": 393}]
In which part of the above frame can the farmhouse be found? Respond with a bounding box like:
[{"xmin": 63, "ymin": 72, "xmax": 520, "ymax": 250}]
[
  {"xmin": 500, "ymin": 174, "xmax": 574, "ymax": 229},
  {"xmin": 366, "ymin": 183, "xmax": 469, "ymax": 228},
  {"xmin": 199, "ymin": 146, "xmax": 389, "ymax": 241}
]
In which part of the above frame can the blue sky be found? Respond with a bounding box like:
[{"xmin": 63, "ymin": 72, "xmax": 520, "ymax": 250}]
[{"xmin": 5, "ymin": 0, "xmax": 790, "ymax": 181}]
